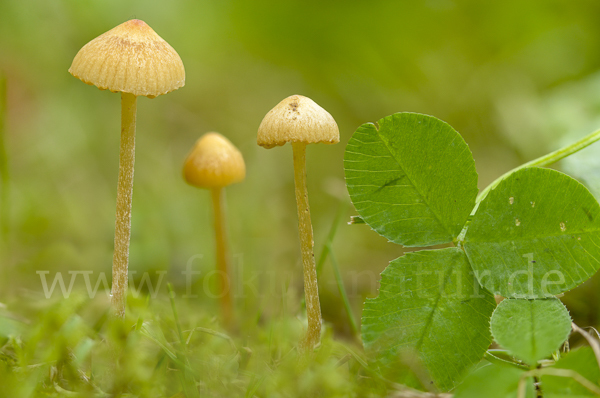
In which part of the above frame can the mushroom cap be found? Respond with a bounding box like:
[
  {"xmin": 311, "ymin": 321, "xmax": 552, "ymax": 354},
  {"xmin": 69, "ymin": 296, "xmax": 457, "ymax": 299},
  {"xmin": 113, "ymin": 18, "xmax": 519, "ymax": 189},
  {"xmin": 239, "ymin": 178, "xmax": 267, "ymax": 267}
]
[
  {"xmin": 183, "ymin": 133, "xmax": 246, "ymax": 189},
  {"xmin": 68, "ymin": 19, "xmax": 185, "ymax": 98},
  {"xmin": 257, "ymin": 95, "xmax": 339, "ymax": 149}
]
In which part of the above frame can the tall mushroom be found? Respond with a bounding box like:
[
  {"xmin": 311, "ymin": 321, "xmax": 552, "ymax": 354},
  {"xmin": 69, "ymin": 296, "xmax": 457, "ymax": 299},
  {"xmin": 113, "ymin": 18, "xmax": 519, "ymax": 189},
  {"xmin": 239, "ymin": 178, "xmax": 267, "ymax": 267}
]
[
  {"xmin": 69, "ymin": 19, "xmax": 185, "ymax": 318},
  {"xmin": 257, "ymin": 95, "xmax": 339, "ymax": 350},
  {"xmin": 183, "ymin": 133, "xmax": 246, "ymax": 325}
]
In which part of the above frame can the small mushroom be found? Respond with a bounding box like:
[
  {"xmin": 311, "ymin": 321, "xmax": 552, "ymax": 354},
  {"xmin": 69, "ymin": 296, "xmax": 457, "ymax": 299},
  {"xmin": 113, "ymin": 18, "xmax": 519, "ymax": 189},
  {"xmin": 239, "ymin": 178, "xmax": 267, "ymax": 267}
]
[
  {"xmin": 69, "ymin": 19, "xmax": 185, "ymax": 318},
  {"xmin": 183, "ymin": 133, "xmax": 245, "ymax": 324},
  {"xmin": 257, "ymin": 94, "xmax": 339, "ymax": 350}
]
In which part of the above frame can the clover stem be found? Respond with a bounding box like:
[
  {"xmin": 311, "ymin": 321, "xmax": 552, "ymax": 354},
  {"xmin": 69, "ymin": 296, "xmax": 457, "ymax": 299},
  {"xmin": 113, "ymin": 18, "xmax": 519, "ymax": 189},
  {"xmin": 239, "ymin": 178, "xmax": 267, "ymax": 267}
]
[
  {"xmin": 292, "ymin": 142, "xmax": 322, "ymax": 350},
  {"xmin": 477, "ymin": 127, "xmax": 600, "ymax": 204},
  {"xmin": 111, "ymin": 92, "xmax": 137, "ymax": 319},
  {"xmin": 517, "ymin": 368, "xmax": 600, "ymax": 398},
  {"xmin": 571, "ymin": 322, "xmax": 600, "ymax": 370},
  {"xmin": 211, "ymin": 186, "xmax": 233, "ymax": 325}
]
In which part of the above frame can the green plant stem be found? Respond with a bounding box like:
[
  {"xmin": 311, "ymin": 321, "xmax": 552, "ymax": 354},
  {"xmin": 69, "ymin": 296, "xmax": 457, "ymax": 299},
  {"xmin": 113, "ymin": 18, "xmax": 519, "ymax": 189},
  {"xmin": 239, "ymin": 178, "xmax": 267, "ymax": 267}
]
[
  {"xmin": 456, "ymin": 126, "xmax": 600, "ymax": 245},
  {"xmin": 0, "ymin": 73, "xmax": 8, "ymax": 245},
  {"xmin": 168, "ymin": 284, "xmax": 185, "ymax": 348},
  {"xmin": 329, "ymin": 248, "xmax": 359, "ymax": 337},
  {"xmin": 517, "ymin": 368, "xmax": 600, "ymax": 398},
  {"xmin": 184, "ymin": 327, "xmax": 237, "ymax": 351},
  {"xmin": 111, "ymin": 92, "xmax": 137, "ymax": 319},
  {"xmin": 292, "ymin": 142, "xmax": 322, "ymax": 351},
  {"xmin": 317, "ymin": 200, "xmax": 359, "ymax": 336},
  {"xmin": 484, "ymin": 351, "xmax": 529, "ymax": 370},
  {"xmin": 315, "ymin": 200, "xmax": 359, "ymax": 337},
  {"xmin": 167, "ymin": 284, "xmax": 200, "ymax": 398},
  {"xmin": 211, "ymin": 186, "xmax": 233, "ymax": 326},
  {"xmin": 477, "ymin": 127, "xmax": 600, "ymax": 204},
  {"xmin": 316, "ymin": 200, "xmax": 347, "ymax": 276}
]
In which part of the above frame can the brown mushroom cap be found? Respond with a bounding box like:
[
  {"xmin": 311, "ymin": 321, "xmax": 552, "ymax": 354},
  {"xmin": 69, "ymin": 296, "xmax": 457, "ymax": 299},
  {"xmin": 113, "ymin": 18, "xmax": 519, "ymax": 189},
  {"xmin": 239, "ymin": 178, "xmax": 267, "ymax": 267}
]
[
  {"xmin": 68, "ymin": 19, "xmax": 185, "ymax": 98},
  {"xmin": 257, "ymin": 95, "xmax": 339, "ymax": 149},
  {"xmin": 183, "ymin": 133, "xmax": 246, "ymax": 189}
]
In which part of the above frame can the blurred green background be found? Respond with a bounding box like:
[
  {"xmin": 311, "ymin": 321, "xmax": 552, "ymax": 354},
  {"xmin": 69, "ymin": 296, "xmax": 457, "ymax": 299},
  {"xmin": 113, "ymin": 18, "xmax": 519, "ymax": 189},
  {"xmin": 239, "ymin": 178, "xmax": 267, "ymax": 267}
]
[{"xmin": 1, "ymin": 0, "xmax": 600, "ymax": 335}]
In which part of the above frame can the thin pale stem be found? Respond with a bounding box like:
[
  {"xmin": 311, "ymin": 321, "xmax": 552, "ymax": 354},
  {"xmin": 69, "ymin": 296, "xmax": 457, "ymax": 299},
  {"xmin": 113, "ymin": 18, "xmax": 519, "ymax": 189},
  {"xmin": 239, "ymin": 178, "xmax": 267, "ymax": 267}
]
[
  {"xmin": 211, "ymin": 187, "xmax": 233, "ymax": 325},
  {"xmin": 477, "ymin": 127, "xmax": 600, "ymax": 204},
  {"xmin": 111, "ymin": 92, "xmax": 137, "ymax": 319},
  {"xmin": 572, "ymin": 322, "xmax": 600, "ymax": 370},
  {"xmin": 292, "ymin": 142, "xmax": 322, "ymax": 350}
]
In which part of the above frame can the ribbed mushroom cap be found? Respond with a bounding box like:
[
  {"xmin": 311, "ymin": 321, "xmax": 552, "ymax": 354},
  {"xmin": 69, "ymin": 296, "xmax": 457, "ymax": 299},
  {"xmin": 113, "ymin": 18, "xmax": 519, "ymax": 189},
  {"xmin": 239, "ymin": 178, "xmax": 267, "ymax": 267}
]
[
  {"xmin": 257, "ymin": 95, "xmax": 339, "ymax": 149},
  {"xmin": 69, "ymin": 19, "xmax": 185, "ymax": 98},
  {"xmin": 183, "ymin": 133, "xmax": 246, "ymax": 189}
]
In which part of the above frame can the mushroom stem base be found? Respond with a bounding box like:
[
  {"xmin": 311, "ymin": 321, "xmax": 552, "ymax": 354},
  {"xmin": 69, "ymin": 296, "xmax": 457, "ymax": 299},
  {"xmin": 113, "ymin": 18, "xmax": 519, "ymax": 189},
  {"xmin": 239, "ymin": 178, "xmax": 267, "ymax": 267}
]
[
  {"xmin": 292, "ymin": 142, "xmax": 322, "ymax": 350},
  {"xmin": 111, "ymin": 92, "xmax": 137, "ymax": 319}
]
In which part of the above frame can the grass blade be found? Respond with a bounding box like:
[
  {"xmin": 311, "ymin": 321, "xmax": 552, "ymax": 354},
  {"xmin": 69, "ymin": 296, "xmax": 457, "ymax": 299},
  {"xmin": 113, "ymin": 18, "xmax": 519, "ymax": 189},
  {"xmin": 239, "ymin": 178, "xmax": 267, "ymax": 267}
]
[
  {"xmin": 316, "ymin": 200, "xmax": 347, "ymax": 276},
  {"xmin": 329, "ymin": 248, "xmax": 358, "ymax": 336},
  {"xmin": 167, "ymin": 284, "xmax": 200, "ymax": 398},
  {"xmin": 316, "ymin": 200, "xmax": 358, "ymax": 336}
]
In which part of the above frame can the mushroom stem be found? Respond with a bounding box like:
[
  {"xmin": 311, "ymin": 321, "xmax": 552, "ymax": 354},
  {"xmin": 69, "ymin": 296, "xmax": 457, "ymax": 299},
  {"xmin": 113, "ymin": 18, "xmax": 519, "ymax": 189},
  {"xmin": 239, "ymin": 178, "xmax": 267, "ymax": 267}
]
[
  {"xmin": 111, "ymin": 92, "xmax": 137, "ymax": 319},
  {"xmin": 211, "ymin": 186, "xmax": 233, "ymax": 325},
  {"xmin": 292, "ymin": 142, "xmax": 322, "ymax": 350}
]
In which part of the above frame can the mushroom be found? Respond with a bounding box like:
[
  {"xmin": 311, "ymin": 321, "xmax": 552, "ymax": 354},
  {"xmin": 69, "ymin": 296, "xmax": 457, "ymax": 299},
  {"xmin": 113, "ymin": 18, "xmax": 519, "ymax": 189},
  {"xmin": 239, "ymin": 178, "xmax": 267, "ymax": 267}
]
[
  {"xmin": 183, "ymin": 133, "xmax": 245, "ymax": 324},
  {"xmin": 257, "ymin": 95, "xmax": 339, "ymax": 350},
  {"xmin": 68, "ymin": 19, "xmax": 185, "ymax": 318}
]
